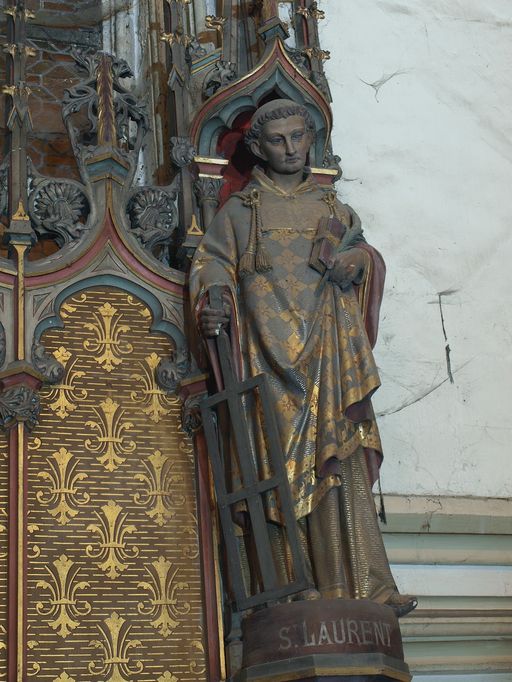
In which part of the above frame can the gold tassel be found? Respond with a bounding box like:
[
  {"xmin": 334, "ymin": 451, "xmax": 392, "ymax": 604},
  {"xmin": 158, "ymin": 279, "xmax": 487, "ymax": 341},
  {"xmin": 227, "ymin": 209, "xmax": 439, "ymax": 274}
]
[
  {"xmin": 255, "ymin": 243, "xmax": 272, "ymax": 272},
  {"xmin": 239, "ymin": 250, "xmax": 256, "ymax": 278},
  {"xmin": 238, "ymin": 188, "xmax": 273, "ymax": 277},
  {"xmin": 254, "ymin": 190, "xmax": 272, "ymax": 273}
]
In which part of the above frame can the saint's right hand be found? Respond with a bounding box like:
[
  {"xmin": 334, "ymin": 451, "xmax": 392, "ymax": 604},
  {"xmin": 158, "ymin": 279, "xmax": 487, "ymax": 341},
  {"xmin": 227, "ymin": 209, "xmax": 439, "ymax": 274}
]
[{"xmin": 199, "ymin": 291, "xmax": 232, "ymax": 337}]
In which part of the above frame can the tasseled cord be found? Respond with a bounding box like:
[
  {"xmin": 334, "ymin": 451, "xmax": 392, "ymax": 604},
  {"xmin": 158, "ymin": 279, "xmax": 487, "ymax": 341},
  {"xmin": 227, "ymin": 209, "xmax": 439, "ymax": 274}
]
[{"xmin": 239, "ymin": 189, "xmax": 272, "ymax": 278}]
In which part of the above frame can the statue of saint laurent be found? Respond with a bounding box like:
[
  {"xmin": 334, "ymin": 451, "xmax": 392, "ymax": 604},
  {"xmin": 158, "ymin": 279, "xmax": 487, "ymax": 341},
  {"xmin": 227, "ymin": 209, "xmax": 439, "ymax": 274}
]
[{"xmin": 190, "ymin": 99, "xmax": 416, "ymax": 616}]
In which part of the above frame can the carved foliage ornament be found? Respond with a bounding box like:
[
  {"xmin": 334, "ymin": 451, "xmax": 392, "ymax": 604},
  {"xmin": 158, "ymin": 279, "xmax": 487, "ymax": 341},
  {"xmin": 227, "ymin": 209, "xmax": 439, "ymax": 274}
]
[
  {"xmin": 63, "ymin": 51, "xmax": 149, "ymax": 160},
  {"xmin": 296, "ymin": 2, "xmax": 326, "ymax": 21},
  {"xmin": 182, "ymin": 394, "xmax": 203, "ymax": 438},
  {"xmin": 202, "ymin": 60, "xmax": 237, "ymax": 99},
  {"xmin": 32, "ymin": 340, "xmax": 65, "ymax": 384},
  {"xmin": 127, "ymin": 188, "xmax": 179, "ymax": 265},
  {"xmin": 0, "ymin": 385, "xmax": 40, "ymax": 431},
  {"xmin": 285, "ymin": 46, "xmax": 310, "ymax": 74},
  {"xmin": 193, "ymin": 177, "xmax": 223, "ymax": 207},
  {"xmin": 170, "ymin": 136, "xmax": 197, "ymax": 169},
  {"xmin": 29, "ymin": 179, "xmax": 90, "ymax": 247},
  {"xmin": 155, "ymin": 346, "xmax": 190, "ymax": 394}
]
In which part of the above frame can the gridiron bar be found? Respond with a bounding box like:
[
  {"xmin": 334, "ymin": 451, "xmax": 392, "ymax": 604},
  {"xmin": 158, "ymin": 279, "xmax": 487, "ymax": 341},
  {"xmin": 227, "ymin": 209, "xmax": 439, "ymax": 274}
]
[{"xmin": 200, "ymin": 286, "xmax": 310, "ymax": 611}]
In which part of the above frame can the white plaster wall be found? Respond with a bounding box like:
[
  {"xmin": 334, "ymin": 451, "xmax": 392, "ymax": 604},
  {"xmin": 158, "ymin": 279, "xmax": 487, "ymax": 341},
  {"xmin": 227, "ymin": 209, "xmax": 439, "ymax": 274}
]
[{"xmin": 319, "ymin": 0, "xmax": 512, "ymax": 498}]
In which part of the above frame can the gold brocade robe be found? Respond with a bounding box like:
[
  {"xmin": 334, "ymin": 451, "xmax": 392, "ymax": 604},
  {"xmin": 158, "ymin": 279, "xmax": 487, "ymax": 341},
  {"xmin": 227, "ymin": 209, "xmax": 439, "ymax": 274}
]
[{"xmin": 190, "ymin": 170, "xmax": 384, "ymax": 522}]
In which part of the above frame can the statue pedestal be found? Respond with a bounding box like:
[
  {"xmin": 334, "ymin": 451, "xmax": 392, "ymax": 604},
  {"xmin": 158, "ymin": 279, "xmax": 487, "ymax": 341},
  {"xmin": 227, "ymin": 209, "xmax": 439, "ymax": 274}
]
[{"xmin": 234, "ymin": 599, "xmax": 411, "ymax": 682}]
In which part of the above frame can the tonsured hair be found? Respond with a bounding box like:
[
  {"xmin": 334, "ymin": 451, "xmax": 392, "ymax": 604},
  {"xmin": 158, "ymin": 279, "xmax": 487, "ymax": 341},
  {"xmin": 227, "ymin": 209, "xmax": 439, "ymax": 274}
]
[{"xmin": 245, "ymin": 102, "xmax": 316, "ymax": 146}]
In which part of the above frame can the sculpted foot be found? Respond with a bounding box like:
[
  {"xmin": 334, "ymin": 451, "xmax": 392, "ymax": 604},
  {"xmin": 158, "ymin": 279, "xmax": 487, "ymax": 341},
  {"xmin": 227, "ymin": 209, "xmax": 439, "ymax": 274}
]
[{"xmin": 386, "ymin": 593, "xmax": 418, "ymax": 618}]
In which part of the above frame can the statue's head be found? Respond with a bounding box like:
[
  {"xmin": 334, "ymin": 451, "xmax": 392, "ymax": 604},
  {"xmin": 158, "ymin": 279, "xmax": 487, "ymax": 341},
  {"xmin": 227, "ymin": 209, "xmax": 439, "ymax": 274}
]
[{"xmin": 245, "ymin": 99, "xmax": 316, "ymax": 176}]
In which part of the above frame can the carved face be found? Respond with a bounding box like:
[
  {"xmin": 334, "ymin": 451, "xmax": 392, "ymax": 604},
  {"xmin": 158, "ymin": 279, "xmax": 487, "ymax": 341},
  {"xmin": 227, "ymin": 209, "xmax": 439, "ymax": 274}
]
[{"xmin": 250, "ymin": 115, "xmax": 313, "ymax": 175}]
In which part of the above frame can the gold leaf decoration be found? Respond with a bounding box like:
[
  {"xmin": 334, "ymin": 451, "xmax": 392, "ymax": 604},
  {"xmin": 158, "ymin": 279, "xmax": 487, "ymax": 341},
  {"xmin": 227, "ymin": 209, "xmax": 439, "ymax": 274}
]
[
  {"xmin": 86, "ymin": 501, "xmax": 139, "ymax": 579},
  {"xmin": 53, "ymin": 673, "xmax": 76, "ymax": 682},
  {"xmin": 43, "ymin": 349, "xmax": 88, "ymax": 420},
  {"xmin": 53, "ymin": 346, "xmax": 71, "ymax": 364},
  {"xmin": 27, "ymin": 523, "xmax": 41, "ymax": 560},
  {"xmin": 133, "ymin": 450, "xmax": 185, "ymax": 526},
  {"xmin": 26, "ymin": 288, "xmax": 208, "ymax": 680},
  {"xmin": 83, "ymin": 302, "xmax": 133, "ymax": 372},
  {"xmin": 190, "ymin": 635, "xmax": 206, "ymax": 675},
  {"xmin": 126, "ymin": 296, "xmax": 151, "ymax": 320},
  {"xmin": 60, "ymin": 293, "xmax": 86, "ymax": 319},
  {"xmin": 27, "ymin": 638, "xmax": 41, "ymax": 677},
  {"xmin": 158, "ymin": 673, "xmax": 178, "ymax": 682},
  {"xmin": 89, "ymin": 612, "xmax": 143, "ymax": 681},
  {"xmin": 0, "ymin": 508, "xmax": 6, "ymax": 560},
  {"xmin": 180, "ymin": 512, "xmax": 200, "ymax": 560},
  {"xmin": 36, "ymin": 554, "xmax": 91, "ymax": 638},
  {"xmin": 85, "ymin": 398, "xmax": 136, "ymax": 471},
  {"xmin": 137, "ymin": 556, "xmax": 190, "ymax": 637},
  {"xmin": 28, "ymin": 437, "xmax": 41, "ymax": 451},
  {"xmin": 37, "ymin": 447, "xmax": 89, "ymax": 525},
  {"xmin": 130, "ymin": 353, "xmax": 177, "ymax": 423}
]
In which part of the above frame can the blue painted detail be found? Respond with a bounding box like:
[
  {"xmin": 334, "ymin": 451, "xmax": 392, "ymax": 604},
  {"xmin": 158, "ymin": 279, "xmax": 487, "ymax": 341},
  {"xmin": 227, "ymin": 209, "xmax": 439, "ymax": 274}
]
[
  {"xmin": 192, "ymin": 48, "xmax": 221, "ymax": 75},
  {"xmin": 33, "ymin": 274, "xmax": 185, "ymax": 350},
  {"xmin": 85, "ymin": 158, "xmax": 129, "ymax": 178},
  {"xmin": 259, "ymin": 23, "xmax": 288, "ymax": 43}
]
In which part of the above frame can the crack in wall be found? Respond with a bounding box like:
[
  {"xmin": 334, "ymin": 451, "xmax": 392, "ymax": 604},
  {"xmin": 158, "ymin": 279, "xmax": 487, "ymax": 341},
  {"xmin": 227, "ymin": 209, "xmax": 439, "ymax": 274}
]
[
  {"xmin": 359, "ymin": 69, "xmax": 408, "ymax": 101},
  {"xmin": 437, "ymin": 289, "xmax": 458, "ymax": 384},
  {"xmin": 377, "ymin": 358, "xmax": 472, "ymax": 418}
]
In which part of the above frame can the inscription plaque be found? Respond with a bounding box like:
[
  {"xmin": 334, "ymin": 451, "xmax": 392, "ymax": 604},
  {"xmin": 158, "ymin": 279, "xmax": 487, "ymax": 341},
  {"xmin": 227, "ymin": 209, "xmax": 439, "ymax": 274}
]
[{"xmin": 239, "ymin": 599, "xmax": 411, "ymax": 682}]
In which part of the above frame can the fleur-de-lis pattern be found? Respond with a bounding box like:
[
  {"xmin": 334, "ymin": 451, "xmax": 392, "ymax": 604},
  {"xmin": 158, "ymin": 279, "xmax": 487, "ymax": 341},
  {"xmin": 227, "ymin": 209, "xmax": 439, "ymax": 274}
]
[
  {"xmin": 130, "ymin": 352, "xmax": 178, "ymax": 423},
  {"xmin": 83, "ymin": 302, "xmax": 134, "ymax": 372},
  {"xmin": 134, "ymin": 450, "xmax": 185, "ymax": 526},
  {"xmin": 35, "ymin": 554, "xmax": 91, "ymax": 638},
  {"xmin": 37, "ymin": 448, "xmax": 89, "ymax": 525},
  {"xmin": 85, "ymin": 398, "xmax": 136, "ymax": 471},
  {"xmin": 137, "ymin": 557, "xmax": 191, "ymax": 637},
  {"xmin": 86, "ymin": 501, "xmax": 139, "ymax": 579},
  {"xmin": 25, "ymin": 289, "xmax": 206, "ymax": 680},
  {"xmin": 0, "ymin": 434, "xmax": 7, "ymax": 680},
  {"xmin": 89, "ymin": 612, "xmax": 143, "ymax": 681}
]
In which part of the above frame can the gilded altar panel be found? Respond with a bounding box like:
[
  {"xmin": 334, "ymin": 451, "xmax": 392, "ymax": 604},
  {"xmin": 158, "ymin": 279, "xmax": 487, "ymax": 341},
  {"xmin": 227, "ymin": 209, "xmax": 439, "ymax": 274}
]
[
  {"xmin": 0, "ymin": 431, "xmax": 7, "ymax": 680},
  {"xmin": 26, "ymin": 288, "xmax": 206, "ymax": 681}
]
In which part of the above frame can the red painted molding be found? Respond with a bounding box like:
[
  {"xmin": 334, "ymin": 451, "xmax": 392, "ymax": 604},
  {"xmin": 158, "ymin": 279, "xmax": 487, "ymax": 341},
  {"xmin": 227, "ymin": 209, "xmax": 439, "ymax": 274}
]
[
  {"xmin": 26, "ymin": 210, "xmax": 184, "ymax": 298},
  {"xmin": 196, "ymin": 429, "xmax": 222, "ymax": 682}
]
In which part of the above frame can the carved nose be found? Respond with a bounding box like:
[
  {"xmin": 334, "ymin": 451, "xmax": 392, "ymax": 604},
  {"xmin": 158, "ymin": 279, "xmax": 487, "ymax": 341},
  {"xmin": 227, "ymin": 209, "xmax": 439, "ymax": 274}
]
[{"xmin": 285, "ymin": 139, "xmax": 295, "ymax": 155}]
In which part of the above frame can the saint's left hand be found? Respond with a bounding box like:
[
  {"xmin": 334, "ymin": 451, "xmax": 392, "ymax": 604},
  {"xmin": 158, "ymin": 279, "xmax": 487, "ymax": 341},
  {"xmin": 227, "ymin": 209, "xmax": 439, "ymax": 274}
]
[{"xmin": 329, "ymin": 248, "xmax": 367, "ymax": 289}]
